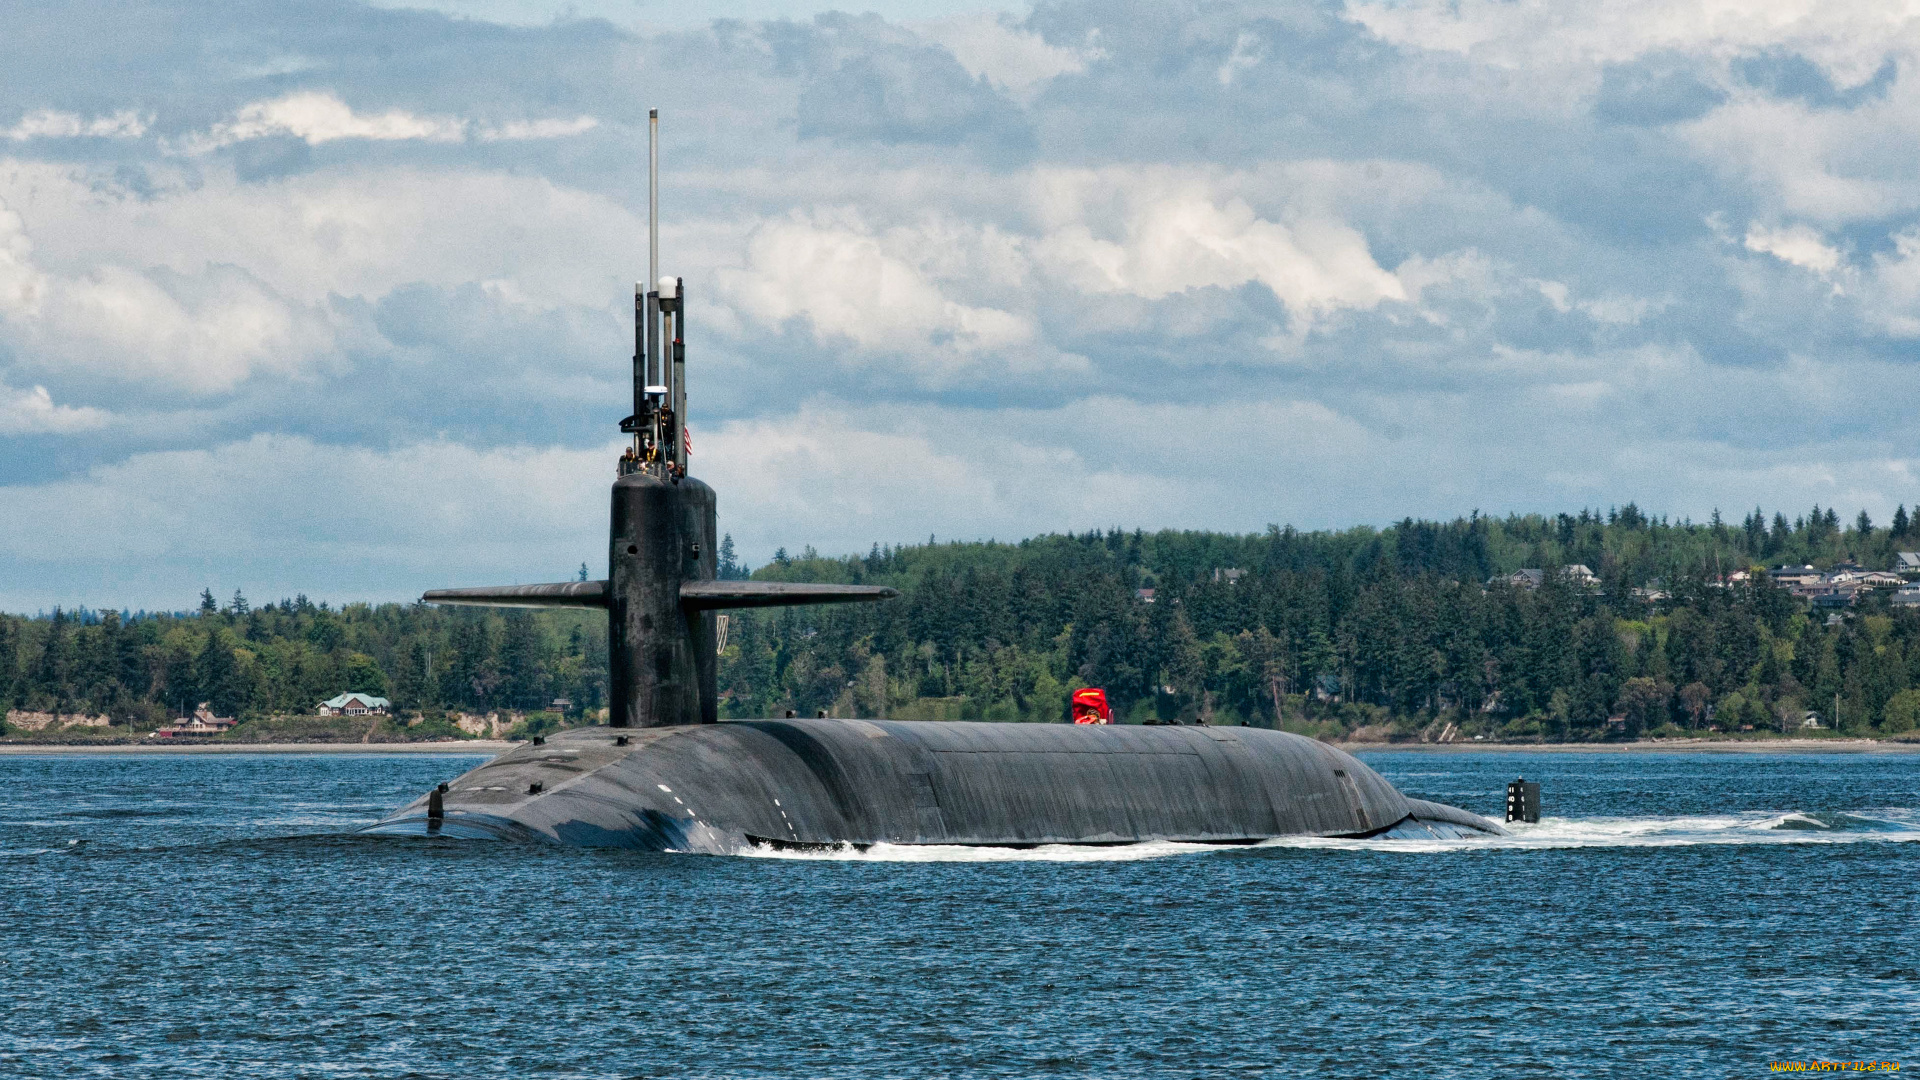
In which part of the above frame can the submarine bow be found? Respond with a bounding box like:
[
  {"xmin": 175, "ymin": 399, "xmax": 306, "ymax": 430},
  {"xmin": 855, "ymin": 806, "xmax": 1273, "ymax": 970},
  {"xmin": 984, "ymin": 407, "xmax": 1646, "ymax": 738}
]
[{"xmin": 372, "ymin": 110, "xmax": 1504, "ymax": 849}]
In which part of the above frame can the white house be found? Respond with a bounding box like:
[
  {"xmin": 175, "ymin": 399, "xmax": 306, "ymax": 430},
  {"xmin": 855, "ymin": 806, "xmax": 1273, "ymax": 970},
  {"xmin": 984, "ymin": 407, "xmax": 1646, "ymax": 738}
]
[{"xmin": 318, "ymin": 693, "xmax": 391, "ymax": 717}]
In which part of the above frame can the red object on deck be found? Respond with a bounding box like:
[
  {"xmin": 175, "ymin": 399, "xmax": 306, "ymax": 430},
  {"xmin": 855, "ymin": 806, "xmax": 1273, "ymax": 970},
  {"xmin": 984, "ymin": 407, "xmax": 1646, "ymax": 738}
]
[{"xmin": 1071, "ymin": 687, "xmax": 1112, "ymax": 724}]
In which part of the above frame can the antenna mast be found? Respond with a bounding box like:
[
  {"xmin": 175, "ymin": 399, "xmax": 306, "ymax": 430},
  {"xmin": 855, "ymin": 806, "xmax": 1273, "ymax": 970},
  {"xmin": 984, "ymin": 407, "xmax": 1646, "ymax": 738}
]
[
  {"xmin": 622, "ymin": 108, "xmax": 686, "ymax": 482},
  {"xmin": 649, "ymin": 108, "xmax": 658, "ymax": 320}
]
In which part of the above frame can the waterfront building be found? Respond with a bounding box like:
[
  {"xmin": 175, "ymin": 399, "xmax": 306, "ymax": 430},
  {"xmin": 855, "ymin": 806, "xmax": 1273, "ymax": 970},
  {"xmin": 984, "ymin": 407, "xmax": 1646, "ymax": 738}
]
[{"xmin": 317, "ymin": 693, "xmax": 391, "ymax": 717}]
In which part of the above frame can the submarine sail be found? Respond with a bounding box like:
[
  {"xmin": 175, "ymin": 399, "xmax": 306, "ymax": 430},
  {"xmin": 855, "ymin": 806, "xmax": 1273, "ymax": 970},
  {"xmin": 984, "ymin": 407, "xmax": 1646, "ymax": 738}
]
[{"xmin": 366, "ymin": 110, "xmax": 1504, "ymax": 849}]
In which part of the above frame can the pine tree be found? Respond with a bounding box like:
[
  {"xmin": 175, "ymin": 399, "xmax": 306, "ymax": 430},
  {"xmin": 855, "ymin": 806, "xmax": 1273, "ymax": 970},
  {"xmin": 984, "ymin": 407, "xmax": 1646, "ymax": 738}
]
[
  {"xmin": 34, "ymin": 607, "xmax": 72, "ymax": 712},
  {"xmin": 1165, "ymin": 611, "xmax": 1203, "ymax": 715},
  {"xmin": 1895, "ymin": 505, "xmax": 1910, "ymax": 539},
  {"xmin": 498, "ymin": 611, "xmax": 543, "ymax": 709},
  {"xmin": 199, "ymin": 589, "xmax": 218, "ymax": 617},
  {"xmin": 194, "ymin": 631, "xmax": 241, "ymax": 718},
  {"xmin": 0, "ymin": 618, "xmax": 17, "ymax": 710},
  {"xmin": 162, "ymin": 640, "xmax": 196, "ymax": 718},
  {"xmin": 443, "ymin": 613, "xmax": 497, "ymax": 709},
  {"xmin": 113, "ymin": 616, "xmax": 146, "ymax": 704}
]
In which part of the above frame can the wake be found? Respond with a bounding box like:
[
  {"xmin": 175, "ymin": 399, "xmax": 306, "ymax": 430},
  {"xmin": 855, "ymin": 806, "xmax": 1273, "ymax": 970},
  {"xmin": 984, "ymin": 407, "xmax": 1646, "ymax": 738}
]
[{"xmin": 738, "ymin": 809, "xmax": 1920, "ymax": 862}]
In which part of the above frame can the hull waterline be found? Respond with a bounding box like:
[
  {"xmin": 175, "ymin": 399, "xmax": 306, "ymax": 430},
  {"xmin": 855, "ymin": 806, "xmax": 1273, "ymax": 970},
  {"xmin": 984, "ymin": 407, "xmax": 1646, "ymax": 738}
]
[{"xmin": 364, "ymin": 720, "xmax": 1504, "ymax": 852}]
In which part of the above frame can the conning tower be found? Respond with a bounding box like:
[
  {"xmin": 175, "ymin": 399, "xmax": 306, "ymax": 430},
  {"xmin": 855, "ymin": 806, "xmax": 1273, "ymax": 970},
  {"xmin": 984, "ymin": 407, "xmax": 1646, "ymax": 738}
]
[{"xmin": 420, "ymin": 109, "xmax": 895, "ymax": 728}]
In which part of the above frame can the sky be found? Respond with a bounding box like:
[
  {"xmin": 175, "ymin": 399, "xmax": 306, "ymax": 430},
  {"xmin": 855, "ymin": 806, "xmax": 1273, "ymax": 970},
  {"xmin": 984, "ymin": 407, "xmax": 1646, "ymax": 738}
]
[{"xmin": 5, "ymin": 0, "xmax": 1920, "ymax": 611}]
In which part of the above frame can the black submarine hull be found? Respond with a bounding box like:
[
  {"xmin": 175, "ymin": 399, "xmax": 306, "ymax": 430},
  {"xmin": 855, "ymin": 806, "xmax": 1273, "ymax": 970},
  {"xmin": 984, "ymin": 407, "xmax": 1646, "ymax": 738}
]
[{"xmin": 365, "ymin": 719, "xmax": 1503, "ymax": 851}]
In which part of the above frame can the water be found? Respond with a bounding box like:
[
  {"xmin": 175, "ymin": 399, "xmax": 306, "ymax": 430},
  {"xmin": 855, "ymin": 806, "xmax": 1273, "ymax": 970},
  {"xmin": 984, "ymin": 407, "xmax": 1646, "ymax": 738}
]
[{"xmin": 5, "ymin": 750, "xmax": 1918, "ymax": 1078}]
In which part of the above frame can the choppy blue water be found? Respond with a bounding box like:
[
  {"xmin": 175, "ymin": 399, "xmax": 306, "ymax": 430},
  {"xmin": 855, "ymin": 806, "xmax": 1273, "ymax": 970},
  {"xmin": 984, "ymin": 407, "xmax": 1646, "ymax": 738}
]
[{"xmin": 5, "ymin": 749, "xmax": 1918, "ymax": 1078}]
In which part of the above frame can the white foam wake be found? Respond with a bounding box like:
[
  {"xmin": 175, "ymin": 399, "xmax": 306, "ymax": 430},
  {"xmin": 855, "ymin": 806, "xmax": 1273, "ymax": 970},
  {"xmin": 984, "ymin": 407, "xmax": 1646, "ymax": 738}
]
[
  {"xmin": 1259, "ymin": 808, "xmax": 1920, "ymax": 855},
  {"xmin": 740, "ymin": 838, "xmax": 1230, "ymax": 863},
  {"xmin": 735, "ymin": 809, "xmax": 1920, "ymax": 862}
]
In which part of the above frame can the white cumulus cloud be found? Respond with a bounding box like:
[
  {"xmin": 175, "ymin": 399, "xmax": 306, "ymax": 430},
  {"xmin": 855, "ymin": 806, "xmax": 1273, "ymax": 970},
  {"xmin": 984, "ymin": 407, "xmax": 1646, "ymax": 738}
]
[
  {"xmin": 719, "ymin": 211, "xmax": 1042, "ymax": 378},
  {"xmin": 0, "ymin": 195, "xmax": 336, "ymax": 393},
  {"xmin": 1744, "ymin": 222, "xmax": 1844, "ymax": 274},
  {"xmin": 1030, "ymin": 168, "xmax": 1407, "ymax": 321}
]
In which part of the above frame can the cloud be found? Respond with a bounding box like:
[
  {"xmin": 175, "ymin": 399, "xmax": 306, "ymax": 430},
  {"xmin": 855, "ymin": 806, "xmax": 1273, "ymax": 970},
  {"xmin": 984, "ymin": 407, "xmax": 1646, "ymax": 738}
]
[
  {"xmin": 718, "ymin": 210, "xmax": 1040, "ymax": 378},
  {"xmin": 9, "ymin": 0, "xmax": 1920, "ymax": 608},
  {"xmin": 1217, "ymin": 31, "xmax": 1264, "ymax": 87},
  {"xmin": 3, "ymin": 109, "xmax": 149, "ymax": 141},
  {"xmin": 0, "ymin": 382, "xmax": 109, "ymax": 435},
  {"xmin": 1594, "ymin": 54, "xmax": 1726, "ymax": 126},
  {"xmin": 183, "ymin": 91, "xmax": 598, "ymax": 151},
  {"xmin": 1029, "ymin": 168, "xmax": 1407, "ymax": 321},
  {"xmin": 915, "ymin": 15, "xmax": 1104, "ymax": 100},
  {"xmin": 0, "ymin": 434, "xmax": 610, "ymax": 608},
  {"xmin": 0, "ymin": 202, "xmax": 46, "ymax": 316},
  {"xmin": 1343, "ymin": 0, "xmax": 1920, "ymax": 79},
  {"xmin": 477, "ymin": 116, "xmax": 600, "ymax": 141},
  {"xmin": 0, "ymin": 194, "xmax": 335, "ymax": 393},
  {"xmin": 713, "ymin": 165, "xmax": 1408, "ymax": 380},
  {"xmin": 1744, "ymin": 222, "xmax": 1843, "ymax": 274},
  {"xmin": 0, "ymin": 164, "xmax": 641, "ymax": 395},
  {"xmin": 698, "ymin": 390, "xmax": 1920, "ymax": 563},
  {"xmin": 796, "ymin": 44, "xmax": 1033, "ymax": 154}
]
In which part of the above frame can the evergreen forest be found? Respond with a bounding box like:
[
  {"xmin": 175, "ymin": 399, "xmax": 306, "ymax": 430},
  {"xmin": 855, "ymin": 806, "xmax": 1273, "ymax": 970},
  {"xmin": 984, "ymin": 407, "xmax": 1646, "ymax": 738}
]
[{"xmin": 8, "ymin": 504, "xmax": 1920, "ymax": 740}]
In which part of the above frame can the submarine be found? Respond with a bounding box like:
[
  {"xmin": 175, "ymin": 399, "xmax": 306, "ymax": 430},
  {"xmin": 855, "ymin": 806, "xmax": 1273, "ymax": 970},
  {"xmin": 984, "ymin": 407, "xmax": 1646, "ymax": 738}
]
[{"xmin": 365, "ymin": 111, "xmax": 1504, "ymax": 851}]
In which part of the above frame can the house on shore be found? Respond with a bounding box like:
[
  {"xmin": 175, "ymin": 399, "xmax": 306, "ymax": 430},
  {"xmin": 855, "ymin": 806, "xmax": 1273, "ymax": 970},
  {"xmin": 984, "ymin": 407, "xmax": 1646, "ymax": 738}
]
[
  {"xmin": 317, "ymin": 693, "xmax": 391, "ymax": 717},
  {"xmin": 152, "ymin": 703, "xmax": 238, "ymax": 737}
]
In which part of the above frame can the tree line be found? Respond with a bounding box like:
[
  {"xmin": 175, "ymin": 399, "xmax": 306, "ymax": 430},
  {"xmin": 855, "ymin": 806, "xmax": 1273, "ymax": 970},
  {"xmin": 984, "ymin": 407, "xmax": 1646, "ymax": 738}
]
[
  {"xmin": 7, "ymin": 508, "xmax": 1920, "ymax": 737},
  {"xmin": 0, "ymin": 588, "xmax": 605, "ymax": 728},
  {"xmin": 719, "ymin": 504, "xmax": 1920, "ymax": 737}
]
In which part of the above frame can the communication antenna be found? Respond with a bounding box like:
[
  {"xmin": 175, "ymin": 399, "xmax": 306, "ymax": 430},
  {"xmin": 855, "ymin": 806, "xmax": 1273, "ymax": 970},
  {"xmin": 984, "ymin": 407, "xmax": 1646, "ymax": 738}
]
[
  {"xmin": 649, "ymin": 108, "xmax": 658, "ymax": 322},
  {"xmin": 621, "ymin": 108, "xmax": 685, "ymax": 482}
]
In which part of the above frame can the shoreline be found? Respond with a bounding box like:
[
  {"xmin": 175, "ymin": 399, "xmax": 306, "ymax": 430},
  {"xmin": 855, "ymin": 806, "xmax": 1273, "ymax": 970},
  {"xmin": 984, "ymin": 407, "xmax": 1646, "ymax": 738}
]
[{"xmin": 0, "ymin": 740, "xmax": 514, "ymax": 755}]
